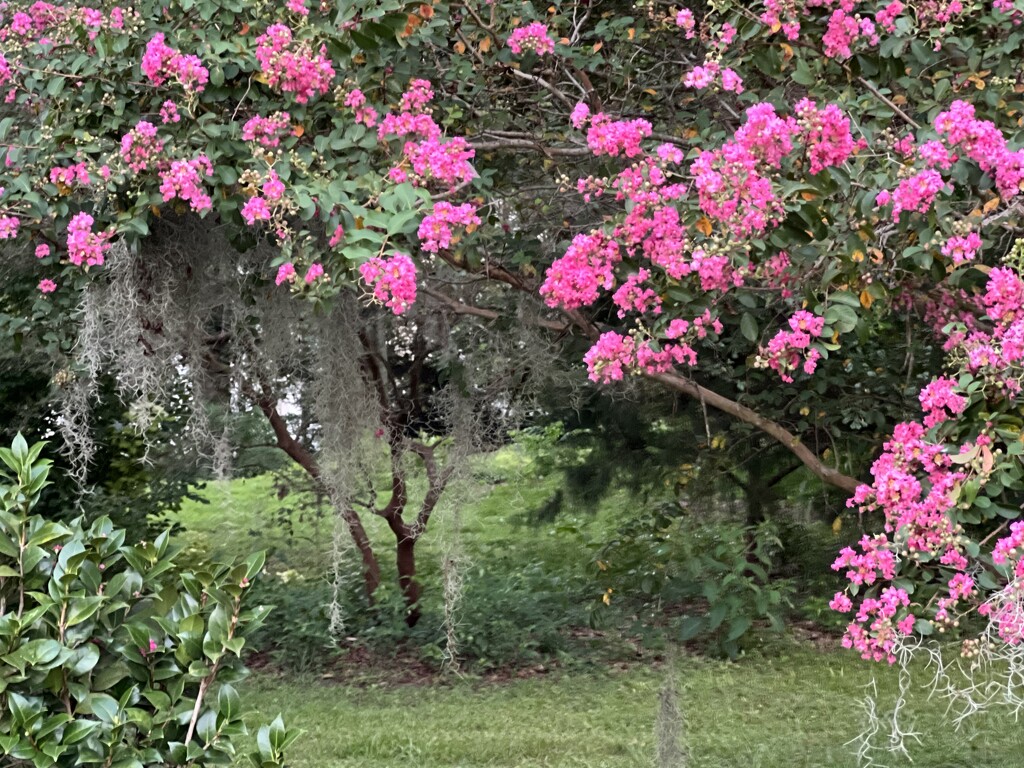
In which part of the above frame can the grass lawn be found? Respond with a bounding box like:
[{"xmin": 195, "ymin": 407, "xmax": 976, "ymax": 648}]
[
  {"xmin": 169, "ymin": 451, "xmax": 1024, "ymax": 766},
  {"xmin": 244, "ymin": 649, "xmax": 1024, "ymax": 767}
]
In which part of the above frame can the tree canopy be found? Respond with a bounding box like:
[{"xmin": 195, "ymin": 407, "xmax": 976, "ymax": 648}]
[{"xmin": 3, "ymin": 0, "xmax": 1024, "ymax": 674}]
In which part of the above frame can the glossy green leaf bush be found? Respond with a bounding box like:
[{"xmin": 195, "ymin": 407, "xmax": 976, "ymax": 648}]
[{"xmin": 0, "ymin": 434, "xmax": 298, "ymax": 768}]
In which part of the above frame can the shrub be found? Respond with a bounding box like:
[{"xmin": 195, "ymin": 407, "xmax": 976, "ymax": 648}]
[
  {"xmin": 595, "ymin": 504, "xmax": 794, "ymax": 658},
  {"xmin": 0, "ymin": 435, "xmax": 297, "ymax": 767}
]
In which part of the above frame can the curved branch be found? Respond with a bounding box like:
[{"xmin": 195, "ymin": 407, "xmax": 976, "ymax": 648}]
[{"xmin": 648, "ymin": 371, "xmax": 861, "ymax": 495}]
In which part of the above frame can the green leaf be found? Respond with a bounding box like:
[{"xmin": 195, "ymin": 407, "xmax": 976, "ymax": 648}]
[
  {"xmin": 218, "ymin": 683, "xmax": 241, "ymax": 722},
  {"xmin": 65, "ymin": 596, "xmax": 103, "ymax": 627},
  {"xmin": 82, "ymin": 693, "xmax": 119, "ymax": 724},
  {"xmin": 740, "ymin": 313, "xmax": 758, "ymax": 343}
]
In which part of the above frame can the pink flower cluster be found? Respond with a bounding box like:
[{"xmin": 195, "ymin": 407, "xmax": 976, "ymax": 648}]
[
  {"xmin": 120, "ymin": 121, "xmax": 165, "ymax": 173},
  {"xmin": 582, "ymin": 331, "xmax": 700, "ymax": 383},
  {"xmin": 876, "ymin": 169, "xmax": 948, "ymax": 220},
  {"xmin": 400, "ymin": 79, "xmax": 433, "ymax": 113},
  {"xmin": 848, "ymin": 421, "xmax": 963, "ymax": 556},
  {"xmin": 344, "ymin": 89, "xmax": 378, "ymax": 128},
  {"xmin": 392, "ymin": 137, "xmax": 476, "ymax": 189},
  {"xmin": 675, "ymin": 8, "xmax": 696, "ymax": 38},
  {"xmin": 683, "ymin": 61, "xmax": 744, "ymax": 94},
  {"xmin": 160, "ymin": 100, "xmax": 180, "ymax": 124},
  {"xmin": 760, "ymin": 310, "xmax": 825, "ymax": 382},
  {"xmin": 254, "ymin": 23, "xmax": 335, "ymax": 104},
  {"xmin": 359, "ymin": 253, "xmax": 417, "ymax": 314},
  {"xmin": 979, "ymin": 594, "xmax": 1024, "ymax": 645},
  {"xmin": 241, "ymin": 196, "xmax": 272, "ymax": 226},
  {"xmin": 918, "ymin": 376, "xmax": 967, "ymax": 428},
  {"xmin": 49, "ymin": 162, "xmax": 90, "ymax": 187},
  {"xmin": 841, "ymin": 586, "xmax": 914, "ymax": 664},
  {"xmin": 241, "ymin": 112, "xmax": 292, "ymax": 148},
  {"xmin": 822, "ymin": 8, "xmax": 879, "ymax": 59},
  {"xmin": 158, "ymin": 155, "xmax": 213, "ymax": 212},
  {"xmin": 691, "ymin": 103, "xmax": 802, "ymax": 237},
  {"xmin": 611, "ymin": 268, "xmax": 662, "ymax": 318},
  {"xmin": 417, "ymin": 201, "xmax": 480, "ymax": 252},
  {"xmin": 794, "ymin": 99, "xmax": 857, "ymax": 174},
  {"xmin": 38, "ymin": 278, "xmax": 56, "ymax": 293},
  {"xmin": 833, "ymin": 534, "xmax": 898, "ymax": 586},
  {"xmin": 586, "ymin": 114, "xmax": 653, "ymax": 158},
  {"xmin": 941, "ymin": 232, "xmax": 982, "ymax": 265},
  {"xmin": 141, "ymin": 34, "xmax": 209, "ymax": 92},
  {"xmin": 760, "ymin": 0, "xmax": 802, "ymax": 40},
  {"xmin": 934, "ymin": 100, "xmax": 1024, "ymax": 200},
  {"xmin": 876, "ymin": 0, "xmax": 905, "ymax": 32},
  {"xmin": 0, "ymin": 215, "xmax": 17, "ymax": 239},
  {"xmin": 506, "ymin": 22, "xmax": 556, "ymax": 55},
  {"xmin": 276, "ymin": 262, "xmax": 295, "ymax": 285},
  {"xmin": 66, "ymin": 211, "xmax": 111, "ymax": 267},
  {"xmin": 540, "ymin": 231, "xmax": 620, "ymax": 309}
]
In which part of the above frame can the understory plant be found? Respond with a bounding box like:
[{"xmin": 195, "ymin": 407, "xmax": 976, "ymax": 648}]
[{"xmin": 0, "ymin": 435, "xmax": 297, "ymax": 767}]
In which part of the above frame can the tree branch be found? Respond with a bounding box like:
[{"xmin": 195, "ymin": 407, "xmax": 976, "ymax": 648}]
[{"xmin": 648, "ymin": 371, "xmax": 861, "ymax": 494}]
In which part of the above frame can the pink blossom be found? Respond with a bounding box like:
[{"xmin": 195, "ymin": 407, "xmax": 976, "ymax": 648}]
[
  {"xmin": 66, "ymin": 212, "xmax": 111, "ymax": 267},
  {"xmin": 359, "ymin": 253, "xmax": 417, "ymax": 314},
  {"xmin": 417, "ymin": 201, "xmax": 480, "ymax": 252},
  {"xmin": 241, "ymin": 196, "xmax": 272, "ymax": 226},
  {"xmin": 304, "ymin": 263, "xmax": 325, "ymax": 283},
  {"xmin": 275, "ymin": 262, "xmax": 296, "ymax": 285},
  {"xmin": 507, "ymin": 22, "xmax": 556, "ymax": 55},
  {"xmin": 38, "ymin": 278, "xmax": 56, "ymax": 293},
  {"xmin": 254, "ymin": 23, "xmax": 335, "ymax": 104}
]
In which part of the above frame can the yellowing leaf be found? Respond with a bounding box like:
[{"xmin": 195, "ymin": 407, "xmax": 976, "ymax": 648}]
[
  {"xmin": 800, "ymin": 190, "xmax": 817, "ymax": 201},
  {"xmin": 253, "ymin": 72, "xmax": 269, "ymax": 85},
  {"xmin": 479, "ymin": 35, "xmax": 492, "ymax": 53},
  {"xmin": 780, "ymin": 43, "xmax": 794, "ymax": 64},
  {"xmin": 983, "ymin": 196, "xmax": 1001, "ymax": 214},
  {"xmin": 454, "ymin": 40, "xmax": 466, "ymax": 54},
  {"xmin": 150, "ymin": 205, "xmax": 162, "ymax": 218},
  {"xmin": 592, "ymin": 41, "xmax": 603, "ymax": 53},
  {"xmin": 596, "ymin": 560, "xmax": 608, "ymax": 571},
  {"xmin": 292, "ymin": 124, "xmax": 305, "ymax": 137},
  {"xmin": 859, "ymin": 289, "xmax": 873, "ymax": 309},
  {"xmin": 628, "ymin": 27, "xmax": 636, "ymax": 40},
  {"xmin": 695, "ymin": 216, "xmax": 713, "ymax": 236},
  {"xmin": 851, "ymin": 249, "xmax": 865, "ymax": 263},
  {"xmin": 559, "ymin": 37, "xmax": 570, "ymax": 45},
  {"xmin": 354, "ymin": 216, "xmax": 364, "ymax": 230},
  {"xmin": 832, "ymin": 516, "xmax": 843, "ymax": 535},
  {"xmin": 643, "ymin": 88, "xmax": 657, "ymax": 96}
]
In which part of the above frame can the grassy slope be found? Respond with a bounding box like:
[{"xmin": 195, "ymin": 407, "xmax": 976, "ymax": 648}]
[
  {"xmin": 246, "ymin": 650, "xmax": 1023, "ymax": 767},
  {"xmin": 170, "ymin": 452, "xmax": 1024, "ymax": 767}
]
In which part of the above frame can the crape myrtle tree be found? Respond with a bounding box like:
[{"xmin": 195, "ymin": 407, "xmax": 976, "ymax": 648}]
[{"xmin": 4, "ymin": 0, "xmax": 1024, "ymax": 697}]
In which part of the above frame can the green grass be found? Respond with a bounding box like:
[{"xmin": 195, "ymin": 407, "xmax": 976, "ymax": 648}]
[
  {"xmin": 171, "ymin": 450, "xmax": 1024, "ymax": 766},
  {"xmin": 169, "ymin": 447, "xmax": 628, "ymax": 580},
  {"xmin": 243, "ymin": 648, "xmax": 1024, "ymax": 767}
]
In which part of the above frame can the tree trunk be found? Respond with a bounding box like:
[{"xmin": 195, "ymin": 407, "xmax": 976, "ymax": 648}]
[
  {"xmin": 249, "ymin": 385, "xmax": 384, "ymax": 600},
  {"xmin": 396, "ymin": 536, "xmax": 421, "ymax": 627},
  {"xmin": 338, "ymin": 505, "xmax": 382, "ymax": 601}
]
